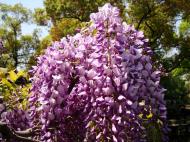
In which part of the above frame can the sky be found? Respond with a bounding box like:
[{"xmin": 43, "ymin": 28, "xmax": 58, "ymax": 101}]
[
  {"xmin": 0, "ymin": 0, "xmax": 44, "ymax": 10},
  {"xmin": 0, "ymin": 0, "xmax": 49, "ymax": 38}
]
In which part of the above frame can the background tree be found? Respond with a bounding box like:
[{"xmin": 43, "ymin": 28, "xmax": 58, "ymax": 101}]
[
  {"xmin": 125, "ymin": 1, "xmax": 190, "ymax": 140},
  {"xmin": 27, "ymin": 35, "xmax": 52, "ymax": 68},
  {"xmin": 0, "ymin": 3, "xmax": 40, "ymax": 70},
  {"xmin": 43, "ymin": 0, "xmax": 125, "ymax": 23},
  {"xmin": 34, "ymin": 0, "xmax": 125, "ymax": 41},
  {"xmin": 125, "ymin": 0, "xmax": 190, "ymax": 113}
]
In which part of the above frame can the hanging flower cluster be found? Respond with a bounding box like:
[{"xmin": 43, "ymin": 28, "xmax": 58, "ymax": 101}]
[
  {"xmin": 1, "ymin": 109, "xmax": 31, "ymax": 131},
  {"xmin": 29, "ymin": 3, "xmax": 167, "ymax": 142}
]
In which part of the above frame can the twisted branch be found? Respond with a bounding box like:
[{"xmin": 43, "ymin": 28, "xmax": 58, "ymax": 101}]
[{"xmin": 0, "ymin": 121, "xmax": 40, "ymax": 142}]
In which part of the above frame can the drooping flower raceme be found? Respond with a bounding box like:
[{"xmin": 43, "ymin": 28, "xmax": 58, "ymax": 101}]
[
  {"xmin": 1, "ymin": 109, "xmax": 31, "ymax": 131},
  {"xmin": 29, "ymin": 3, "xmax": 168, "ymax": 142}
]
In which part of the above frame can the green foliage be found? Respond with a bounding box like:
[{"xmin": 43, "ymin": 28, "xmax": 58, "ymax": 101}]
[
  {"xmin": 0, "ymin": 3, "xmax": 32, "ymax": 23},
  {"xmin": 43, "ymin": 0, "xmax": 125, "ymax": 24},
  {"xmin": 33, "ymin": 8, "xmax": 49, "ymax": 26},
  {"xmin": 179, "ymin": 20, "xmax": 190, "ymax": 37},
  {"xmin": 50, "ymin": 18, "xmax": 83, "ymax": 41},
  {"xmin": 0, "ymin": 3, "xmax": 40, "ymax": 69},
  {"xmin": 145, "ymin": 122, "xmax": 162, "ymax": 142},
  {"xmin": 27, "ymin": 35, "xmax": 52, "ymax": 68},
  {"xmin": 0, "ymin": 69, "xmax": 30, "ymax": 110},
  {"xmin": 126, "ymin": 0, "xmax": 190, "ymax": 65},
  {"xmin": 126, "ymin": 0, "xmax": 177, "ymax": 53},
  {"xmin": 126, "ymin": 0, "xmax": 190, "ymax": 118},
  {"xmin": 35, "ymin": 0, "xmax": 125, "ymax": 41},
  {"xmin": 161, "ymin": 72, "xmax": 189, "ymax": 117}
]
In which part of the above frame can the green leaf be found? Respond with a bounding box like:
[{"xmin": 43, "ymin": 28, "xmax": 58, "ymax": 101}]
[{"xmin": 9, "ymin": 70, "xmax": 18, "ymax": 82}]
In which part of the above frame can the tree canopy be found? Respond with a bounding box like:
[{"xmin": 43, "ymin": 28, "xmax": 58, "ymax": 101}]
[{"xmin": 0, "ymin": 3, "xmax": 40, "ymax": 69}]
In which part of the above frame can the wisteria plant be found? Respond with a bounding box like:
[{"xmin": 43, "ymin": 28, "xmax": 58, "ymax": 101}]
[{"xmin": 0, "ymin": 3, "xmax": 168, "ymax": 142}]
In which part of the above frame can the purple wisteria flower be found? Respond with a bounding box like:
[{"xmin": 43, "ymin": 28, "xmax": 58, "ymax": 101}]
[{"xmin": 28, "ymin": 3, "xmax": 168, "ymax": 142}]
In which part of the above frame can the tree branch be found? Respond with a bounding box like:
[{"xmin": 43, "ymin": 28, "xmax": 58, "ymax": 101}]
[
  {"xmin": 18, "ymin": 61, "xmax": 34, "ymax": 65},
  {"xmin": 145, "ymin": 21, "xmax": 155, "ymax": 36},
  {"xmin": 136, "ymin": 3, "xmax": 152, "ymax": 30},
  {"xmin": 165, "ymin": 57, "xmax": 184, "ymax": 73},
  {"xmin": 67, "ymin": 75, "xmax": 79, "ymax": 94},
  {"xmin": 0, "ymin": 121, "xmax": 39, "ymax": 142}
]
